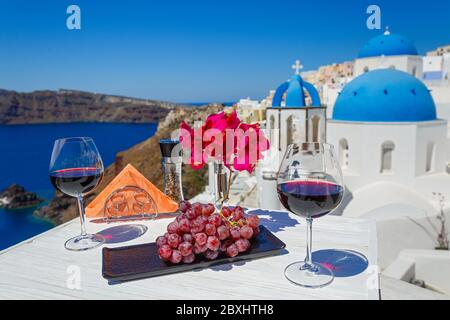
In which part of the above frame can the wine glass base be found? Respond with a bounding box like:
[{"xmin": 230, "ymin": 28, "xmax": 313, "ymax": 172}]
[
  {"xmin": 64, "ymin": 233, "xmax": 105, "ymax": 251},
  {"xmin": 284, "ymin": 261, "xmax": 334, "ymax": 288}
]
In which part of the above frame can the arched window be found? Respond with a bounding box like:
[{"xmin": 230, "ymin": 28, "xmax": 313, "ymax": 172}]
[
  {"xmin": 286, "ymin": 115, "xmax": 294, "ymax": 146},
  {"xmin": 389, "ymin": 65, "xmax": 396, "ymax": 70},
  {"xmin": 311, "ymin": 115, "xmax": 320, "ymax": 142},
  {"xmin": 381, "ymin": 141, "xmax": 395, "ymax": 174},
  {"xmin": 339, "ymin": 139, "xmax": 349, "ymax": 169},
  {"xmin": 363, "ymin": 66, "xmax": 369, "ymax": 73},
  {"xmin": 286, "ymin": 115, "xmax": 301, "ymax": 146},
  {"xmin": 426, "ymin": 142, "xmax": 436, "ymax": 173}
]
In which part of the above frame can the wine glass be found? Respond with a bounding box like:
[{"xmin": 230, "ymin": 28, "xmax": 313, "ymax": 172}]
[
  {"xmin": 49, "ymin": 137, "xmax": 105, "ymax": 251},
  {"xmin": 277, "ymin": 142, "xmax": 344, "ymax": 288}
]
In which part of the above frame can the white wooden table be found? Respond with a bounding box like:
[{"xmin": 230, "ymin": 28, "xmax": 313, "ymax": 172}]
[{"xmin": 0, "ymin": 210, "xmax": 379, "ymax": 300}]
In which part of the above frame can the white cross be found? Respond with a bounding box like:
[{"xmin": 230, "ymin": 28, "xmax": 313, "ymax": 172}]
[{"xmin": 292, "ymin": 59, "xmax": 303, "ymax": 75}]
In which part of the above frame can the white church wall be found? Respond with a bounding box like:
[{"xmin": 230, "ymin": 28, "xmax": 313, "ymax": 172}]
[
  {"xmin": 428, "ymin": 85, "xmax": 450, "ymax": 125},
  {"xmin": 430, "ymin": 86, "xmax": 450, "ymax": 106},
  {"xmin": 328, "ymin": 121, "xmax": 418, "ymax": 191},
  {"xmin": 323, "ymin": 86, "xmax": 340, "ymax": 118},
  {"xmin": 354, "ymin": 56, "xmax": 422, "ymax": 78},
  {"xmin": 414, "ymin": 121, "xmax": 447, "ymax": 176}
]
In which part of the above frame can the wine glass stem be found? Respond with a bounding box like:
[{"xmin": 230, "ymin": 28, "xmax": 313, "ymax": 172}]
[
  {"xmin": 305, "ymin": 218, "xmax": 313, "ymax": 267},
  {"xmin": 77, "ymin": 195, "xmax": 87, "ymax": 236}
]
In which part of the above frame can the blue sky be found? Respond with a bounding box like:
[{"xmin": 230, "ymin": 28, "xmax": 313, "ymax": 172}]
[{"xmin": 0, "ymin": 0, "xmax": 449, "ymax": 102}]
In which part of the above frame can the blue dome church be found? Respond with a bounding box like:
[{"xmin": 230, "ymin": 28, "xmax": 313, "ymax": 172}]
[
  {"xmin": 353, "ymin": 28, "xmax": 423, "ymax": 79},
  {"xmin": 266, "ymin": 60, "xmax": 326, "ymax": 153},
  {"xmin": 326, "ymin": 68, "xmax": 448, "ymax": 219}
]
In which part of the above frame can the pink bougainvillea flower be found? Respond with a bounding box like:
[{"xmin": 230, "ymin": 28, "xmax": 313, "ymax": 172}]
[
  {"xmin": 229, "ymin": 122, "xmax": 270, "ymax": 173},
  {"xmin": 179, "ymin": 110, "xmax": 269, "ymax": 172}
]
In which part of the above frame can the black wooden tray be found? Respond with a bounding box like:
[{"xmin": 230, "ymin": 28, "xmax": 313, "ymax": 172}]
[{"xmin": 102, "ymin": 225, "xmax": 286, "ymax": 282}]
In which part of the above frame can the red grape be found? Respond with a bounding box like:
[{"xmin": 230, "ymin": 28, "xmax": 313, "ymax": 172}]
[
  {"xmin": 190, "ymin": 219, "xmax": 205, "ymax": 233},
  {"xmin": 208, "ymin": 214, "xmax": 222, "ymax": 227},
  {"xmin": 202, "ymin": 203, "xmax": 215, "ymax": 217},
  {"xmin": 170, "ymin": 250, "xmax": 183, "ymax": 264},
  {"xmin": 164, "ymin": 232, "xmax": 170, "ymax": 239},
  {"xmin": 198, "ymin": 215, "xmax": 208, "ymax": 225},
  {"xmin": 221, "ymin": 206, "xmax": 232, "ymax": 218},
  {"xmin": 186, "ymin": 208, "xmax": 197, "ymax": 220},
  {"xmin": 226, "ymin": 244, "xmax": 239, "ymax": 257},
  {"xmin": 158, "ymin": 244, "xmax": 172, "ymax": 261},
  {"xmin": 233, "ymin": 206, "xmax": 245, "ymax": 221},
  {"xmin": 182, "ymin": 253, "xmax": 195, "ymax": 264},
  {"xmin": 194, "ymin": 242, "xmax": 208, "ymax": 254},
  {"xmin": 205, "ymin": 223, "xmax": 216, "ymax": 236},
  {"xmin": 167, "ymin": 221, "xmax": 179, "ymax": 234},
  {"xmin": 156, "ymin": 236, "xmax": 167, "ymax": 247},
  {"xmin": 178, "ymin": 218, "xmax": 190, "ymax": 233},
  {"xmin": 192, "ymin": 202, "xmax": 203, "ymax": 217},
  {"xmin": 204, "ymin": 249, "xmax": 219, "ymax": 260},
  {"xmin": 220, "ymin": 239, "xmax": 233, "ymax": 252},
  {"xmin": 183, "ymin": 233, "xmax": 194, "ymax": 243},
  {"xmin": 193, "ymin": 232, "xmax": 207, "ymax": 246},
  {"xmin": 167, "ymin": 233, "xmax": 181, "ymax": 248},
  {"xmin": 235, "ymin": 238, "xmax": 250, "ymax": 252},
  {"xmin": 240, "ymin": 225, "xmax": 253, "ymax": 239},
  {"xmin": 178, "ymin": 241, "xmax": 193, "ymax": 257},
  {"xmin": 207, "ymin": 236, "xmax": 220, "ymax": 251},
  {"xmin": 230, "ymin": 226, "xmax": 241, "ymax": 240},
  {"xmin": 247, "ymin": 215, "xmax": 260, "ymax": 228},
  {"xmin": 179, "ymin": 200, "xmax": 192, "ymax": 213},
  {"xmin": 217, "ymin": 225, "xmax": 230, "ymax": 240}
]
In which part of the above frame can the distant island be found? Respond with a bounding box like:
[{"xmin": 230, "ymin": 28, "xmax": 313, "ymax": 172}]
[
  {"xmin": 0, "ymin": 89, "xmax": 188, "ymax": 124},
  {"xmin": 0, "ymin": 184, "xmax": 43, "ymax": 210}
]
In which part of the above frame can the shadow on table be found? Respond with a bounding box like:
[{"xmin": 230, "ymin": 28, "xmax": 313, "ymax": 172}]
[
  {"xmin": 191, "ymin": 248, "xmax": 289, "ymax": 273},
  {"xmin": 96, "ymin": 224, "xmax": 148, "ymax": 244},
  {"xmin": 246, "ymin": 208, "xmax": 300, "ymax": 233},
  {"xmin": 312, "ymin": 249, "xmax": 369, "ymax": 278}
]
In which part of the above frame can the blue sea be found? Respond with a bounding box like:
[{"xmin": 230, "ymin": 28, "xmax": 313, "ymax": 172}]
[{"xmin": 0, "ymin": 122, "xmax": 157, "ymax": 250}]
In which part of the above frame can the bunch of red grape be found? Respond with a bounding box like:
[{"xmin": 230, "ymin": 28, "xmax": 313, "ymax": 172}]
[{"xmin": 156, "ymin": 201, "xmax": 260, "ymax": 264}]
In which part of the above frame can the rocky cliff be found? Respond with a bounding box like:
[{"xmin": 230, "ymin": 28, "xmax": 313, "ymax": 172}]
[
  {"xmin": 34, "ymin": 104, "xmax": 224, "ymax": 224},
  {"xmin": 0, "ymin": 89, "xmax": 186, "ymax": 124}
]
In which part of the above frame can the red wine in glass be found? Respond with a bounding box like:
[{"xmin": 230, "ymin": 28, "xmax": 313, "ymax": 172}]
[
  {"xmin": 277, "ymin": 180, "xmax": 343, "ymax": 219},
  {"xmin": 49, "ymin": 137, "xmax": 105, "ymax": 251},
  {"xmin": 277, "ymin": 142, "xmax": 344, "ymax": 288},
  {"xmin": 50, "ymin": 167, "xmax": 104, "ymax": 197}
]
